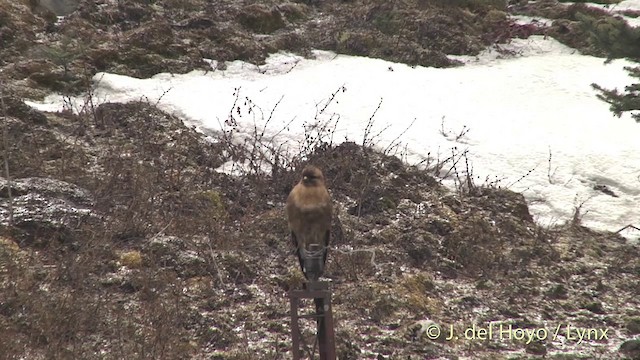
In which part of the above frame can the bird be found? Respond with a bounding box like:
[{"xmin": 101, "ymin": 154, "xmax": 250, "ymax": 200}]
[{"xmin": 286, "ymin": 165, "xmax": 332, "ymax": 281}]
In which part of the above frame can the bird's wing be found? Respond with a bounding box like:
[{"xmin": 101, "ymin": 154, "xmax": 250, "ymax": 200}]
[
  {"xmin": 322, "ymin": 229, "xmax": 329, "ymax": 266},
  {"xmin": 292, "ymin": 231, "xmax": 306, "ymax": 277}
]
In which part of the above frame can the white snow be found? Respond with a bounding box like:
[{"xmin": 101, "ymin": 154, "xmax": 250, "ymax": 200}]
[
  {"xmin": 25, "ymin": 35, "xmax": 640, "ymax": 240},
  {"xmin": 511, "ymin": 15, "xmax": 554, "ymax": 28},
  {"xmin": 564, "ymin": 0, "xmax": 640, "ymax": 27},
  {"xmin": 615, "ymin": 0, "xmax": 640, "ymax": 28},
  {"xmin": 562, "ymin": 0, "xmax": 640, "ymax": 11},
  {"xmin": 608, "ymin": 0, "xmax": 640, "ymax": 11}
]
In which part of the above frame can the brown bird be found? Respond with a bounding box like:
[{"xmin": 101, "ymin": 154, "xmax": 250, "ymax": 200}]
[{"xmin": 286, "ymin": 165, "xmax": 332, "ymax": 281}]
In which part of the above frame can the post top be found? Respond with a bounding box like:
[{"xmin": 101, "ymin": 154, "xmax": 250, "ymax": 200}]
[{"xmin": 304, "ymin": 280, "xmax": 331, "ymax": 291}]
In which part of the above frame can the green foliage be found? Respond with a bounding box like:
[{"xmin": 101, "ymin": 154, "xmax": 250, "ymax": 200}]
[
  {"xmin": 592, "ymin": 65, "xmax": 640, "ymax": 122},
  {"xmin": 372, "ymin": 10, "xmax": 404, "ymax": 36},
  {"xmin": 572, "ymin": 3, "xmax": 640, "ymax": 122},
  {"xmin": 34, "ymin": 36, "xmax": 86, "ymax": 75},
  {"xmin": 336, "ymin": 30, "xmax": 379, "ymax": 56},
  {"xmin": 398, "ymin": 273, "xmax": 440, "ymax": 314},
  {"xmin": 238, "ymin": 4, "xmax": 286, "ymax": 34},
  {"xmin": 197, "ymin": 190, "xmax": 226, "ymax": 220},
  {"xmin": 576, "ymin": 12, "xmax": 640, "ymax": 58}
]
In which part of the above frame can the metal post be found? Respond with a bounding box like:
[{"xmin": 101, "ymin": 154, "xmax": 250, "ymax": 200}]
[
  {"xmin": 290, "ymin": 295, "xmax": 302, "ymax": 360},
  {"xmin": 289, "ymin": 281, "xmax": 336, "ymax": 360}
]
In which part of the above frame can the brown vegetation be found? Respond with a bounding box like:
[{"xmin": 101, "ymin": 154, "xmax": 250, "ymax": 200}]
[{"xmin": 1, "ymin": 0, "xmax": 639, "ymax": 359}]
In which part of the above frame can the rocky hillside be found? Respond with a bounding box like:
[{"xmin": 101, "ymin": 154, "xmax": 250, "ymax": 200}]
[{"xmin": 1, "ymin": 0, "xmax": 639, "ymax": 359}]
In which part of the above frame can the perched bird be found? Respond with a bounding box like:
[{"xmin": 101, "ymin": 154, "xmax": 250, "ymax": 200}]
[{"xmin": 286, "ymin": 165, "xmax": 332, "ymax": 281}]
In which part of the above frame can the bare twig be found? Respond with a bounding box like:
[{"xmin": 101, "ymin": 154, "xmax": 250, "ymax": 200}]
[
  {"xmin": 0, "ymin": 85, "xmax": 12, "ymax": 226},
  {"xmin": 226, "ymin": 87, "xmax": 242, "ymax": 127},
  {"xmin": 284, "ymin": 59, "xmax": 300, "ymax": 74},
  {"xmin": 441, "ymin": 147, "xmax": 467, "ymax": 180},
  {"xmin": 463, "ymin": 151, "xmax": 474, "ymax": 193},
  {"xmin": 506, "ymin": 166, "xmax": 537, "ymax": 190},
  {"xmin": 332, "ymin": 246, "xmax": 393, "ymax": 273},
  {"xmin": 150, "ymin": 220, "xmax": 173, "ymax": 241},
  {"xmin": 207, "ymin": 238, "xmax": 226, "ymax": 287},
  {"xmin": 318, "ymin": 85, "xmax": 346, "ymax": 114},
  {"xmin": 384, "ymin": 117, "xmax": 416, "ymax": 156},
  {"xmin": 571, "ymin": 195, "xmax": 594, "ymax": 226},
  {"xmin": 153, "ymin": 86, "xmax": 173, "ymax": 107},
  {"xmin": 294, "ymin": 86, "xmax": 345, "ymax": 161},
  {"xmin": 440, "ymin": 116, "xmax": 470, "ymax": 142},
  {"xmin": 547, "ymin": 146, "xmax": 557, "ymax": 184},
  {"xmin": 439, "ymin": 116, "xmax": 447, "ymax": 137},
  {"xmin": 362, "ymin": 98, "xmax": 385, "ymax": 149},
  {"xmin": 616, "ymin": 224, "xmax": 640, "ymax": 234}
]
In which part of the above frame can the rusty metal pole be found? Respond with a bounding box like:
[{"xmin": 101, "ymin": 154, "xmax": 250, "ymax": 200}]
[
  {"xmin": 289, "ymin": 281, "xmax": 336, "ymax": 360},
  {"xmin": 316, "ymin": 294, "xmax": 336, "ymax": 360},
  {"xmin": 316, "ymin": 297, "xmax": 326, "ymax": 360},
  {"xmin": 290, "ymin": 295, "xmax": 302, "ymax": 360}
]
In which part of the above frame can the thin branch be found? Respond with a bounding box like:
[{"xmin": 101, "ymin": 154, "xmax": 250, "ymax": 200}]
[
  {"xmin": 207, "ymin": 239, "xmax": 226, "ymax": 287},
  {"xmin": 0, "ymin": 85, "xmax": 12, "ymax": 226},
  {"xmin": 384, "ymin": 117, "xmax": 416, "ymax": 156},
  {"xmin": 547, "ymin": 146, "xmax": 557, "ymax": 185},
  {"xmin": 616, "ymin": 224, "xmax": 640, "ymax": 234},
  {"xmin": 362, "ymin": 98, "xmax": 384, "ymax": 149}
]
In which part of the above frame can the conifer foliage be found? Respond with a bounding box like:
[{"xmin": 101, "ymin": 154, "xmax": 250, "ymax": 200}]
[
  {"xmin": 592, "ymin": 66, "xmax": 640, "ymax": 122},
  {"xmin": 584, "ymin": 12, "xmax": 640, "ymax": 122}
]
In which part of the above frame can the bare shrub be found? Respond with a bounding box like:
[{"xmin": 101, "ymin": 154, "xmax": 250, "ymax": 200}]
[
  {"xmin": 329, "ymin": 247, "xmax": 379, "ymax": 282},
  {"xmin": 441, "ymin": 214, "xmax": 505, "ymax": 276},
  {"xmin": 570, "ymin": 194, "xmax": 593, "ymax": 227},
  {"xmin": 215, "ymin": 85, "xmax": 346, "ymax": 187}
]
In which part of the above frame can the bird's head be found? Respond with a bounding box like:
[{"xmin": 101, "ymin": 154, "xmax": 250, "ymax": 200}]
[{"xmin": 300, "ymin": 165, "xmax": 325, "ymax": 187}]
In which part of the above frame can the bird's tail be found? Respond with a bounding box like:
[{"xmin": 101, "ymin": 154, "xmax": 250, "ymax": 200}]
[{"xmin": 300, "ymin": 244, "xmax": 326, "ymax": 281}]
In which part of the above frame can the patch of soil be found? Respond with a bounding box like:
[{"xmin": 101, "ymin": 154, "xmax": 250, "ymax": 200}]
[{"xmin": 2, "ymin": 93, "xmax": 639, "ymax": 358}]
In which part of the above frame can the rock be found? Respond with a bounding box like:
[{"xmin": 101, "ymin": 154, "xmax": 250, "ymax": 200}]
[
  {"xmin": 411, "ymin": 319, "xmax": 446, "ymax": 342},
  {"xmin": 627, "ymin": 317, "xmax": 640, "ymax": 335},
  {"xmin": 0, "ymin": 177, "xmax": 92, "ymax": 204},
  {"xmin": 0, "ymin": 177, "xmax": 96, "ymax": 246},
  {"xmin": 3, "ymin": 95, "xmax": 48, "ymax": 125},
  {"xmin": 619, "ymin": 339, "xmax": 640, "ymax": 360},
  {"xmin": 582, "ymin": 301, "xmax": 605, "ymax": 314},
  {"xmin": 594, "ymin": 184, "xmax": 618, "ymax": 197}
]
